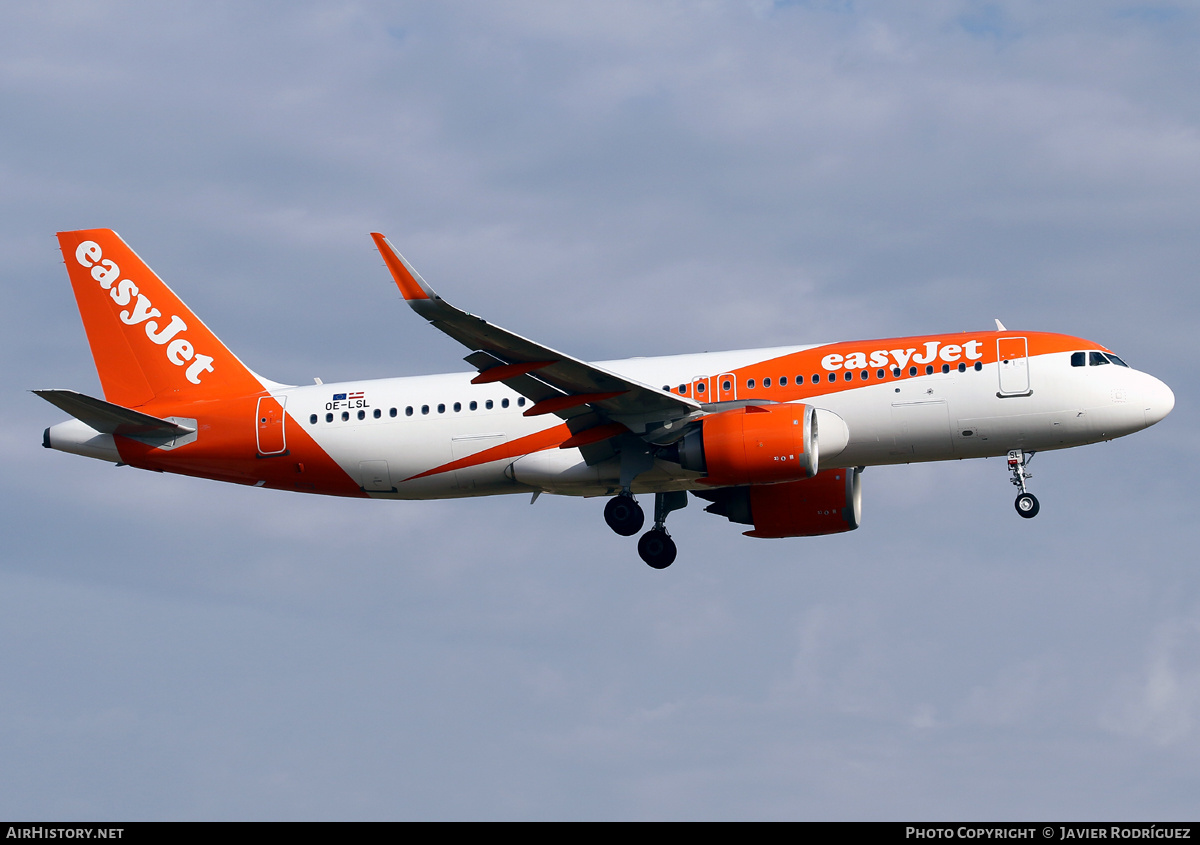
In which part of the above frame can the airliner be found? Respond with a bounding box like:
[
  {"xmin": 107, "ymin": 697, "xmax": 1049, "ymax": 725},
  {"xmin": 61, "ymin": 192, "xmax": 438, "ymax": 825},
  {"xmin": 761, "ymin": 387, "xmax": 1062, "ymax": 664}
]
[{"xmin": 39, "ymin": 229, "xmax": 1175, "ymax": 568}]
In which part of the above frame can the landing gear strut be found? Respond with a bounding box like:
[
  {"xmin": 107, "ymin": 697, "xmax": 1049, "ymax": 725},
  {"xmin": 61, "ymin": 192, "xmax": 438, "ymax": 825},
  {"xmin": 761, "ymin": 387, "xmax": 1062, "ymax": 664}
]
[
  {"xmin": 637, "ymin": 491, "xmax": 687, "ymax": 569},
  {"xmin": 1007, "ymin": 449, "xmax": 1040, "ymax": 519}
]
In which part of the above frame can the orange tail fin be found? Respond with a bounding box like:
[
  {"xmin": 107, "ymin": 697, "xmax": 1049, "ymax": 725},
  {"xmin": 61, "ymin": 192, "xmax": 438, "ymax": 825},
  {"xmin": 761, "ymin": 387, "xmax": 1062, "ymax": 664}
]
[{"xmin": 56, "ymin": 229, "xmax": 265, "ymax": 407}]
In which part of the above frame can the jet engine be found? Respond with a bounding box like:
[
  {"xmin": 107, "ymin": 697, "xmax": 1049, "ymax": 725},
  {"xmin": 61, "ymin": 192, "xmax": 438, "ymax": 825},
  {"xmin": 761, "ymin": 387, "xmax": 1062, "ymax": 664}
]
[
  {"xmin": 694, "ymin": 467, "xmax": 863, "ymax": 538},
  {"xmin": 678, "ymin": 403, "xmax": 819, "ymax": 486}
]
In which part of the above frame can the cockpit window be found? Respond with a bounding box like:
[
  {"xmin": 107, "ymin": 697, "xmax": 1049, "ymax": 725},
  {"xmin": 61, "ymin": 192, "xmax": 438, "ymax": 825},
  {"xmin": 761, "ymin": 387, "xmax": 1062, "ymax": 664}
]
[{"xmin": 1074, "ymin": 350, "xmax": 1129, "ymax": 368}]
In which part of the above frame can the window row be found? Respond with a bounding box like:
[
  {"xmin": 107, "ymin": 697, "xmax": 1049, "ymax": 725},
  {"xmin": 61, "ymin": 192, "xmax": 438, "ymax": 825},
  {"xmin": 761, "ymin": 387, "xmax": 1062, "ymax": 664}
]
[
  {"xmin": 309, "ymin": 396, "xmax": 526, "ymax": 425},
  {"xmin": 665, "ymin": 361, "xmax": 985, "ymax": 395}
]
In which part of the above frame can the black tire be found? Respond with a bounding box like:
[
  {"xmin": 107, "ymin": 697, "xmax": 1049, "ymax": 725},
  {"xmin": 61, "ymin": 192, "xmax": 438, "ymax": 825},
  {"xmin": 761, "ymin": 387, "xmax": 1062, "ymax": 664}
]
[
  {"xmin": 638, "ymin": 529, "xmax": 677, "ymax": 569},
  {"xmin": 604, "ymin": 495, "xmax": 645, "ymax": 536},
  {"xmin": 1015, "ymin": 493, "xmax": 1040, "ymax": 519}
]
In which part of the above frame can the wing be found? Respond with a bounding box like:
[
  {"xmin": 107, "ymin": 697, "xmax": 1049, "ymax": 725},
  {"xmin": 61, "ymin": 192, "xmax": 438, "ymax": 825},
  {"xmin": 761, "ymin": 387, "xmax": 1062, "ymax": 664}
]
[{"xmin": 371, "ymin": 234, "xmax": 702, "ymax": 445}]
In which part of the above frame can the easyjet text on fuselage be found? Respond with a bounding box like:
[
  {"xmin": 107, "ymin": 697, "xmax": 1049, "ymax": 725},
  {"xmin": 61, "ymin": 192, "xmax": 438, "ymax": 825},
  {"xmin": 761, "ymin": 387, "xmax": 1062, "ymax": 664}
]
[{"xmin": 820, "ymin": 339, "xmax": 985, "ymax": 372}]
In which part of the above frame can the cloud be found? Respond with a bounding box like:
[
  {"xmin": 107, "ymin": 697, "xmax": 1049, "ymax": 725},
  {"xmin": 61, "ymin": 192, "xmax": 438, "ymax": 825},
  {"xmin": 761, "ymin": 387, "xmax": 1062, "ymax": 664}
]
[{"xmin": 1101, "ymin": 610, "xmax": 1200, "ymax": 747}]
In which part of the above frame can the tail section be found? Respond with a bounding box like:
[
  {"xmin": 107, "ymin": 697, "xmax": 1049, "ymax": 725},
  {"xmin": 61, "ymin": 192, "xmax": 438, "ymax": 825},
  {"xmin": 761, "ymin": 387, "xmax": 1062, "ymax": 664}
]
[{"xmin": 56, "ymin": 229, "xmax": 264, "ymax": 407}]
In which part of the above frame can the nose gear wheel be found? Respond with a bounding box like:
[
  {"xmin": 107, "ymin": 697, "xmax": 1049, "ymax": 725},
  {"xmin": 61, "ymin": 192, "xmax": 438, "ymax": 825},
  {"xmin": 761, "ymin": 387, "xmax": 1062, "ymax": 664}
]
[
  {"xmin": 1014, "ymin": 492, "xmax": 1040, "ymax": 518},
  {"xmin": 1007, "ymin": 450, "xmax": 1040, "ymax": 519}
]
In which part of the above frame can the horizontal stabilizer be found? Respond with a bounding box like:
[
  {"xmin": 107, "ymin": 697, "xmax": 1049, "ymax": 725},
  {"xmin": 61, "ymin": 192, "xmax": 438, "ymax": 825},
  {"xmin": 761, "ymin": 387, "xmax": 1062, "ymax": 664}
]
[{"xmin": 32, "ymin": 389, "xmax": 194, "ymax": 438}]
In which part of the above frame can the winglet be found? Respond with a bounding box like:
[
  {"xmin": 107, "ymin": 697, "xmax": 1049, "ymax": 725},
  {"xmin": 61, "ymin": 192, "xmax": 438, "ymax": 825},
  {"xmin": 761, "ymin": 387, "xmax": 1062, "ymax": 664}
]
[{"xmin": 370, "ymin": 233, "xmax": 434, "ymax": 301}]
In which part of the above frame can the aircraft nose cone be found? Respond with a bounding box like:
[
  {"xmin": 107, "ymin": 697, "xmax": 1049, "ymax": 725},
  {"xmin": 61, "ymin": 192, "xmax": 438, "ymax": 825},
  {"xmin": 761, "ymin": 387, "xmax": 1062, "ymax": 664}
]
[{"xmin": 1143, "ymin": 375, "xmax": 1175, "ymax": 427}]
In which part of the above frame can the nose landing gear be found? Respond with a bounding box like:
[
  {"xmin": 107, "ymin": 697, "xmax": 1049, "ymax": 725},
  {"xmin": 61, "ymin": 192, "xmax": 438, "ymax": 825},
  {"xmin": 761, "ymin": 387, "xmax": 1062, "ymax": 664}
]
[{"xmin": 1008, "ymin": 449, "xmax": 1040, "ymax": 518}]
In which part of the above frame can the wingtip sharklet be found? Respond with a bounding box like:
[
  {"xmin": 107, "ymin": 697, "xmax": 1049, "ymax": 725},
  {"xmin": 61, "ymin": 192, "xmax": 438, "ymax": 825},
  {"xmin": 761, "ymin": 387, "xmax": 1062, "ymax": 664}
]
[{"xmin": 371, "ymin": 233, "xmax": 433, "ymax": 302}]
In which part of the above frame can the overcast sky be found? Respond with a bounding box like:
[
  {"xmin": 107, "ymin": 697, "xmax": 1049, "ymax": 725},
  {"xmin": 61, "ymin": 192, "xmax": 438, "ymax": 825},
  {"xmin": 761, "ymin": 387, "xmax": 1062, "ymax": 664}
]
[{"xmin": 2, "ymin": 1, "xmax": 1198, "ymax": 820}]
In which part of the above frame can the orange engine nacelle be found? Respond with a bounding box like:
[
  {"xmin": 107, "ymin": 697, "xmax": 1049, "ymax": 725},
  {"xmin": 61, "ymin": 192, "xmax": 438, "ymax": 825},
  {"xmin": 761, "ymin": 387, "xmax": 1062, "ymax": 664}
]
[
  {"xmin": 695, "ymin": 468, "xmax": 863, "ymax": 538},
  {"xmin": 679, "ymin": 403, "xmax": 818, "ymax": 486}
]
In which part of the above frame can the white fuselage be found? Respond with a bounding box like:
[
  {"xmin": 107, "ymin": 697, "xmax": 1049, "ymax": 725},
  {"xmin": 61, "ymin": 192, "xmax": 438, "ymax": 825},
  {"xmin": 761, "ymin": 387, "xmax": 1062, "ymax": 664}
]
[{"xmin": 267, "ymin": 345, "xmax": 1171, "ymax": 500}]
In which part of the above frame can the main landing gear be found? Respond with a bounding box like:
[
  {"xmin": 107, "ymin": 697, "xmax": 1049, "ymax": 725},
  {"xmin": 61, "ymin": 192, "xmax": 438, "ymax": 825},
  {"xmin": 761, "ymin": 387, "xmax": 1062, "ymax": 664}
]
[
  {"xmin": 604, "ymin": 491, "xmax": 687, "ymax": 569},
  {"xmin": 638, "ymin": 528, "xmax": 676, "ymax": 570},
  {"xmin": 603, "ymin": 493, "xmax": 644, "ymax": 536},
  {"xmin": 1007, "ymin": 449, "xmax": 1040, "ymax": 519}
]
